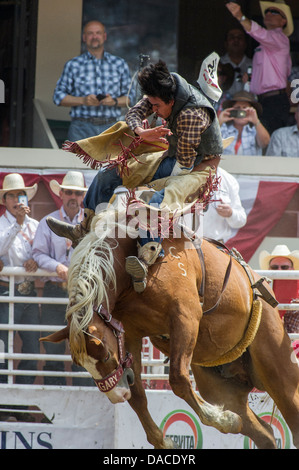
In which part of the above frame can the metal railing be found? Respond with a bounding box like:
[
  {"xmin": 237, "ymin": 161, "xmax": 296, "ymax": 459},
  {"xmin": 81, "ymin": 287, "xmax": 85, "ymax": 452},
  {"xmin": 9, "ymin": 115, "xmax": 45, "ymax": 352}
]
[
  {"xmin": 0, "ymin": 267, "xmax": 167, "ymax": 386},
  {"xmin": 0, "ymin": 267, "xmax": 298, "ymax": 386}
]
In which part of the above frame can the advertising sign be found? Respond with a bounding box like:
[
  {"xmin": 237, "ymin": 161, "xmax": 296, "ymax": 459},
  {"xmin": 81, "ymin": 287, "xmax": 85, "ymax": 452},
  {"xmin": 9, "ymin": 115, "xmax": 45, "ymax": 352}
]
[
  {"xmin": 115, "ymin": 390, "xmax": 296, "ymax": 449},
  {"xmin": 160, "ymin": 409, "xmax": 203, "ymax": 449}
]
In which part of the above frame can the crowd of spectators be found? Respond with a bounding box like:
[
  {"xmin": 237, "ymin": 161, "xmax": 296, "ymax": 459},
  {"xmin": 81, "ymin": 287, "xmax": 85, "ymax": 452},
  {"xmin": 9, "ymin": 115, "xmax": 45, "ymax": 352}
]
[
  {"xmin": 0, "ymin": 171, "xmax": 92, "ymax": 390},
  {"xmin": 220, "ymin": 1, "xmax": 298, "ymax": 157}
]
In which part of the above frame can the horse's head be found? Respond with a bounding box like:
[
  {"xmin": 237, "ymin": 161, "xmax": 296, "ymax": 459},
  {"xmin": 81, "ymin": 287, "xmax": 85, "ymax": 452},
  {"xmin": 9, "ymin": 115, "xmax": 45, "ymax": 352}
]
[
  {"xmin": 41, "ymin": 208, "xmax": 137, "ymax": 403},
  {"xmin": 40, "ymin": 305, "xmax": 134, "ymax": 404}
]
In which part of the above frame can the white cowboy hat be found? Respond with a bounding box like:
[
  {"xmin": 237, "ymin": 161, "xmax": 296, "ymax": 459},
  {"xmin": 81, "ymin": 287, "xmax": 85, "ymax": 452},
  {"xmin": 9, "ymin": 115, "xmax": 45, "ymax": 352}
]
[
  {"xmin": 0, "ymin": 173, "xmax": 38, "ymax": 204},
  {"xmin": 260, "ymin": 1, "xmax": 293, "ymax": 36},
  {"xmin": 259, "ymin": 244, "xmax": 299, "ymax": 270},
  {"xmin": 50, "ymin": 171, "xmax": 88, "ymax": 197},
  {"xmin": 197, "ymin": 52, "xmax": 222, "ymax": 103}
]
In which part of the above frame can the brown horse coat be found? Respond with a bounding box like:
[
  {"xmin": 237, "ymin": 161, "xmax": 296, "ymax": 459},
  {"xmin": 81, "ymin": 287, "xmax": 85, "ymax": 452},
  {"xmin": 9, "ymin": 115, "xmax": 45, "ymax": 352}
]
[{"xmin": 42, "ymin": 207, "xmax": 299, "ymax": 449}]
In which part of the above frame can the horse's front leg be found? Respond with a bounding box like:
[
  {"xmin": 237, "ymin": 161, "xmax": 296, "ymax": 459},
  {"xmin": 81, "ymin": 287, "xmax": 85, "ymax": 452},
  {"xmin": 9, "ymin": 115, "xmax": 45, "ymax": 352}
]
[
  {"xmin": 168, "ymin": 311, "xmax": 242, "ymax": 435},
  {"xmin": 125, "ymin": 336, "xmax": 174, "ymax": 449}
]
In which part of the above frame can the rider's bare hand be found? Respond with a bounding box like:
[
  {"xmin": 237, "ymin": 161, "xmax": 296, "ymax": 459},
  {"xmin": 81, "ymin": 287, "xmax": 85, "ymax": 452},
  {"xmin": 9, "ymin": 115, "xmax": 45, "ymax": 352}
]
[{"xmin": 134, "ymin": 125, "xmax": 172, "ymax": 144}]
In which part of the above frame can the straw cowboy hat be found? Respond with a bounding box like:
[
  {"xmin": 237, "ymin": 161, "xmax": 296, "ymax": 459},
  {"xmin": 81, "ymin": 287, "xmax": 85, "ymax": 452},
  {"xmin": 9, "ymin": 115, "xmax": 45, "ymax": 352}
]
[
  {"xmin": 50, "ymin": 171, "xmax": 88, "ymax": 197},
  {"xmin": 259, "ymin": 245, "xmax": 299, "ymax": 270},
  {"xmin": 0, "ymin": 173, "xmax": 38, "ymax": 204},
  {"xmin": 260, "ymin": 0, "xmax": 294, "ymax": 36},
  {"xmin": 223, "ymin": 90, "xmax": 263, "ymax": 116}
]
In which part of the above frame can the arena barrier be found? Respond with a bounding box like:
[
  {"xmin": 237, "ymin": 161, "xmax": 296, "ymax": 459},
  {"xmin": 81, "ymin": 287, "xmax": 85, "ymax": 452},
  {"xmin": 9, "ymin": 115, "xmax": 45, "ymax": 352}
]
[{"xmin": 0, "ymin": 267, "xmax": 298, "ymax": 449}]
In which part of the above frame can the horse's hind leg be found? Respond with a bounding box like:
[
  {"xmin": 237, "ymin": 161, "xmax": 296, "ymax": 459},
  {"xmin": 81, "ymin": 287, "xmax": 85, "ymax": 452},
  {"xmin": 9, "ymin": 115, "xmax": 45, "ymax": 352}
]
[
  {"xmin": 168, "ymin": 312, "xmax": 242, "ymax": 435},
  {"xmin": 191, "ymin": 364, "xmax": 277, "ymax": 449},
  {"xmin": 249, "ymin": 304, "xmax": 299, "ymax": 448}
]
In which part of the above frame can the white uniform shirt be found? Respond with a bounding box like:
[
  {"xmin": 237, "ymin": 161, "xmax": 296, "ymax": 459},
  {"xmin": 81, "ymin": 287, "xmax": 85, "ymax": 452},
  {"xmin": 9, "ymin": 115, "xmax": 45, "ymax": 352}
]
[
  {"xmin": 203, "ymin": 168, "xmax": 247, "ymax": 242},
  {"xmin": 0, "ymin": 210, "xmax": 39, "ymax": 283}
]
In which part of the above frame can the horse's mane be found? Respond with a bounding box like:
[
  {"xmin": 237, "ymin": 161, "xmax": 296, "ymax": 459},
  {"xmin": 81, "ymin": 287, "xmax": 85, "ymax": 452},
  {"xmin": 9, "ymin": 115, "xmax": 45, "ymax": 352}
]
[{"xmin": 66, "ymin": 206, "xmax": 136, "ymax": 363}]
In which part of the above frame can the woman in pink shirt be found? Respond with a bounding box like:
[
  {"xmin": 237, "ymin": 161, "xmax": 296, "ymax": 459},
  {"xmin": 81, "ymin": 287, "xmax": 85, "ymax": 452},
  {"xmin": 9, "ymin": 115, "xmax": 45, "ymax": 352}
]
[{"xmin": 226, "ymin": 1, "xmax": 293, "ymax": 135}]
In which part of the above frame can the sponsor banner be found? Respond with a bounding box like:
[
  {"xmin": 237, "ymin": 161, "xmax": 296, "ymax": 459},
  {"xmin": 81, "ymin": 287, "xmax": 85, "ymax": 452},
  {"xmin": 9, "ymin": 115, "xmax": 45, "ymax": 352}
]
[
  {"xmin": 0, "ymin": 423, "xmax": 111, "ymax": 449},
  {"xmin": 226, "ymin": 175, "xmax": 299, "ymax": 262},
  {"xmin": 244, "ymin": 412, "xmax": 292, "ymax": 449},
  {"xmin": 159, "ymin": 409, "xmax": 203, "ymax": 449},
  {"xmin": 0, "ymin": 387, "xmax": 296, "ymax": 449},
  {"xmin": 0, "ymin": 386, "xmax": 115, "ymax": 449},
  {"xmin": 115, "ymin": 390, "xmax": 296, "ymax": 449}
]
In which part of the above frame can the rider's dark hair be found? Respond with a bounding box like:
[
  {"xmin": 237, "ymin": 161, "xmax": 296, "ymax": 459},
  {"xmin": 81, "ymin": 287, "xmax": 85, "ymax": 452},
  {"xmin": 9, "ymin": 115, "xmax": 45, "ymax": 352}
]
[{"xmin": 138, "ymin": 60, "xmax": 176, "ymax": 103}]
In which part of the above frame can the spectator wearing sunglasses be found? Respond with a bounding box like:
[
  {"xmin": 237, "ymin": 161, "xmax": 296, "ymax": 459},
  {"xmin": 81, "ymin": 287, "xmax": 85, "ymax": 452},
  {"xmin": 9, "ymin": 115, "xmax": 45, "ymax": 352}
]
[
  {"xmin": 259, "ymin": 244, "xmax": 299, "ymax": 334},
  {"xmin": 226, "ymin": 1, "xmax": 293, "ymax": 135},
  {"xmin": 32, "ymin": 171, "xmax": 92, "ymax": 386}
]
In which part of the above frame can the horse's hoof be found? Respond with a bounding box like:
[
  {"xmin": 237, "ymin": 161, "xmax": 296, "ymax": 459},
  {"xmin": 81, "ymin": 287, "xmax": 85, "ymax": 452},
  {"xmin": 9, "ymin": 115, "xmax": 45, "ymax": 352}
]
[
  {"xmin": 164, "ymin": 437, "xmax": 179, "ymax": 449},
  {"xmin": 222, "ymin": 410, "xmax": 242, "ymax": 434}
]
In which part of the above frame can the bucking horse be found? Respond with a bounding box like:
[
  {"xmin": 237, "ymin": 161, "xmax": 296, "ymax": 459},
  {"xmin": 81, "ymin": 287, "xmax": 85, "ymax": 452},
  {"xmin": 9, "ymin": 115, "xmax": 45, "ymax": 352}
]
[{"xmin": 41, "ymin": 193, "xmax": 299, "ymax": 449}]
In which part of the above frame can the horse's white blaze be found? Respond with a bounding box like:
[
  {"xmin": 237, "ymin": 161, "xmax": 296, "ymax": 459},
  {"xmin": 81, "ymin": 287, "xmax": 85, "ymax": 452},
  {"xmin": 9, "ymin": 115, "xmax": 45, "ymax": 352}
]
[
  {"xmin": 82, "ymin": 355, "xmax": 131, "ymax": 404},
  {"xmin": 81, "ymin": 356, "xmax": 102, "ymax": 380}
]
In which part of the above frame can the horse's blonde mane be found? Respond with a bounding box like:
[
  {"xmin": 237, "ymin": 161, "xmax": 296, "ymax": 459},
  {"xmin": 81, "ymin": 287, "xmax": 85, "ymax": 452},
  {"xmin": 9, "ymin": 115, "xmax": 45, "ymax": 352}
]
[{"xmin": 66, "ymin": 206, "xmax": 136, "ymax": 363}]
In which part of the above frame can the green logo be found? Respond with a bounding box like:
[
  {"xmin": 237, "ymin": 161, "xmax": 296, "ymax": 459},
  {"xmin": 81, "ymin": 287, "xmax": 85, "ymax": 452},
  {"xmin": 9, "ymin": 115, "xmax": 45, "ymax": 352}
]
[{"xmin": 160, "ymin": 409, "xmax": 203, "ymax": 449}]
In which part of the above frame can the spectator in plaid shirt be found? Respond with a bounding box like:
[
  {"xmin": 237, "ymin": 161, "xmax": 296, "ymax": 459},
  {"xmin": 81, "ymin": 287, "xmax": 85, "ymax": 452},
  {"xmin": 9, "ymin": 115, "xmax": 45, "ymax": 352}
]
[{"xmin": 53, "ymin": 21, "xmax": 135, "ymax": 140}]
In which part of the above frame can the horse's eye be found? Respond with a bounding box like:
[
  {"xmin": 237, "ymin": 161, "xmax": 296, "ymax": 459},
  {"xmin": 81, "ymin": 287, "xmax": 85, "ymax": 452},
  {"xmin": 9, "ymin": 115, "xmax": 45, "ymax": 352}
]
[{"xmin": 103, "ymin": 351, "xmax": 110, "ymax": 363}]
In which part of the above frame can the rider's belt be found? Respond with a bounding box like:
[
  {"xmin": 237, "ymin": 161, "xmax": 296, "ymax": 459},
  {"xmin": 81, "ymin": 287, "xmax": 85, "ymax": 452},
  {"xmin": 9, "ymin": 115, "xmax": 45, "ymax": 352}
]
[
  {"xmin": 193, "ymin": 155, "xmax": 221, "ymax": 173},
  {"xmin": 73, "ymin": 117, "xmax": 115, "ymax": 125},
  {"xmin": 258, "ymin": 88, "xmax": 286, "ymax": 100}
]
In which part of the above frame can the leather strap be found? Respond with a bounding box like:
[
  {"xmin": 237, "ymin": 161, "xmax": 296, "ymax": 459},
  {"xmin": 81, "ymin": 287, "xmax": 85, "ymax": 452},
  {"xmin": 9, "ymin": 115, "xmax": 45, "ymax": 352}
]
[
  {"xmin": 251, "ymin": 278, "xmax": 279, "ymax": 308},
  {"xmin": 95, "ymin": 304, "xmax": 133, "ymax": 370},
  {"xmin": 202, "ymin": 256, "xmax": 232, "ymax": 315},
  {"xmin": 194, "ymin": 237, "xmax": 233, "ymax": 315},
  {"xmin": 202, "ymin": 237, "xmax": 279, "ymax": 310}
]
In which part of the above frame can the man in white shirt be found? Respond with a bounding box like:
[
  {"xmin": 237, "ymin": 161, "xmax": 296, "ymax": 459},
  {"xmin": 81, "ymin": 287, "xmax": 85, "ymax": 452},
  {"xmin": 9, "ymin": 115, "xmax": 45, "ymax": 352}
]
[
  {"xmin": 203, "ymin": 167, "xmax": 247, "ymax": 243},
  {"xmin": 0, "ymin": 173, "xmax": 39, "ymax": 384}
]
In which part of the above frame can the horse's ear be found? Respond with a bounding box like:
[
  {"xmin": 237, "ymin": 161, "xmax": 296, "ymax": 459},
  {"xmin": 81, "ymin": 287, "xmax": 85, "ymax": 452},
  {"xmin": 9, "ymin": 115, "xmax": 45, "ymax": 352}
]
[{"xmin": 40, "ymin": 325, "xmax": 69, "ymax": 343}]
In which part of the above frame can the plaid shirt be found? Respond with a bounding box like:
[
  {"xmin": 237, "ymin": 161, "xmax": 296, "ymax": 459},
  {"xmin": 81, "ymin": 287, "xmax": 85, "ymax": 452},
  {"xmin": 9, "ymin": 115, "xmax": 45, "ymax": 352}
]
[
  {"xmin": 283, "ymin": 311, "xmax": 299, "ymax": 334},
  {"xmin": 53, "ymin": 51, "xmax": 135, "ymax": 119},
  {"xmin": 126, "ymin": 98, "xmax": 211, "ymax": 168}
]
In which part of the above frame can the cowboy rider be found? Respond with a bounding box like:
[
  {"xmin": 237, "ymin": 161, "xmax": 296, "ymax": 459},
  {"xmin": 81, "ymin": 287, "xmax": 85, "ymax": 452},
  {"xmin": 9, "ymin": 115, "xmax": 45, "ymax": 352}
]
[{"xmin": 47, "ymin": 59, "xmax": 224, "ymax": 293}]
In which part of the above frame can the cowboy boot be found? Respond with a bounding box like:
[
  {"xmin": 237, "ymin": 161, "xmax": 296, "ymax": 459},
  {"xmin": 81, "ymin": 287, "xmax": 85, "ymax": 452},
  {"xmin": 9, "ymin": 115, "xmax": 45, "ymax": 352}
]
[
  {"xmin": 46, "ymin": 208, "xmax": 95, "ymax": 248},
  {"xmin": 125, "ymin": 241, "xmax": 163, "ymax": 293}
]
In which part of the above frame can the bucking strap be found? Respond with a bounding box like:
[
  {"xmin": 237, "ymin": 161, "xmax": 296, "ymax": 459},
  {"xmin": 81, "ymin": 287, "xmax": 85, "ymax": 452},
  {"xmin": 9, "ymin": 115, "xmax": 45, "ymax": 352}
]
[
  {"xmin": 197, "ymin": 237, "xmax": 278, "ymax": 312},
  {"xmin": 251, "ymin": 277, "xmax": 279, "ymax": 308}
]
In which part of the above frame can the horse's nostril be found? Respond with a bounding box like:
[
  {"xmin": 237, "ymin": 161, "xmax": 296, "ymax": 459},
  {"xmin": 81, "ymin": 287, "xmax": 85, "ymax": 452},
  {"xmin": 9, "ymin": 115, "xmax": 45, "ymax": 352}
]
[{"xmin": 125, "ymin": 367, "xmax": 135, "ymax": 386}]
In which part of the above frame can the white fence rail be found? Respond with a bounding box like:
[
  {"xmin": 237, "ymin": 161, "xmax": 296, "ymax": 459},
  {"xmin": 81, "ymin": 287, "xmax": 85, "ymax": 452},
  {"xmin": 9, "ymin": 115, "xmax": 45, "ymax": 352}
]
[{"xmin": 0, "ymin": 267, "xmax": 298, "ymax": 386}]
